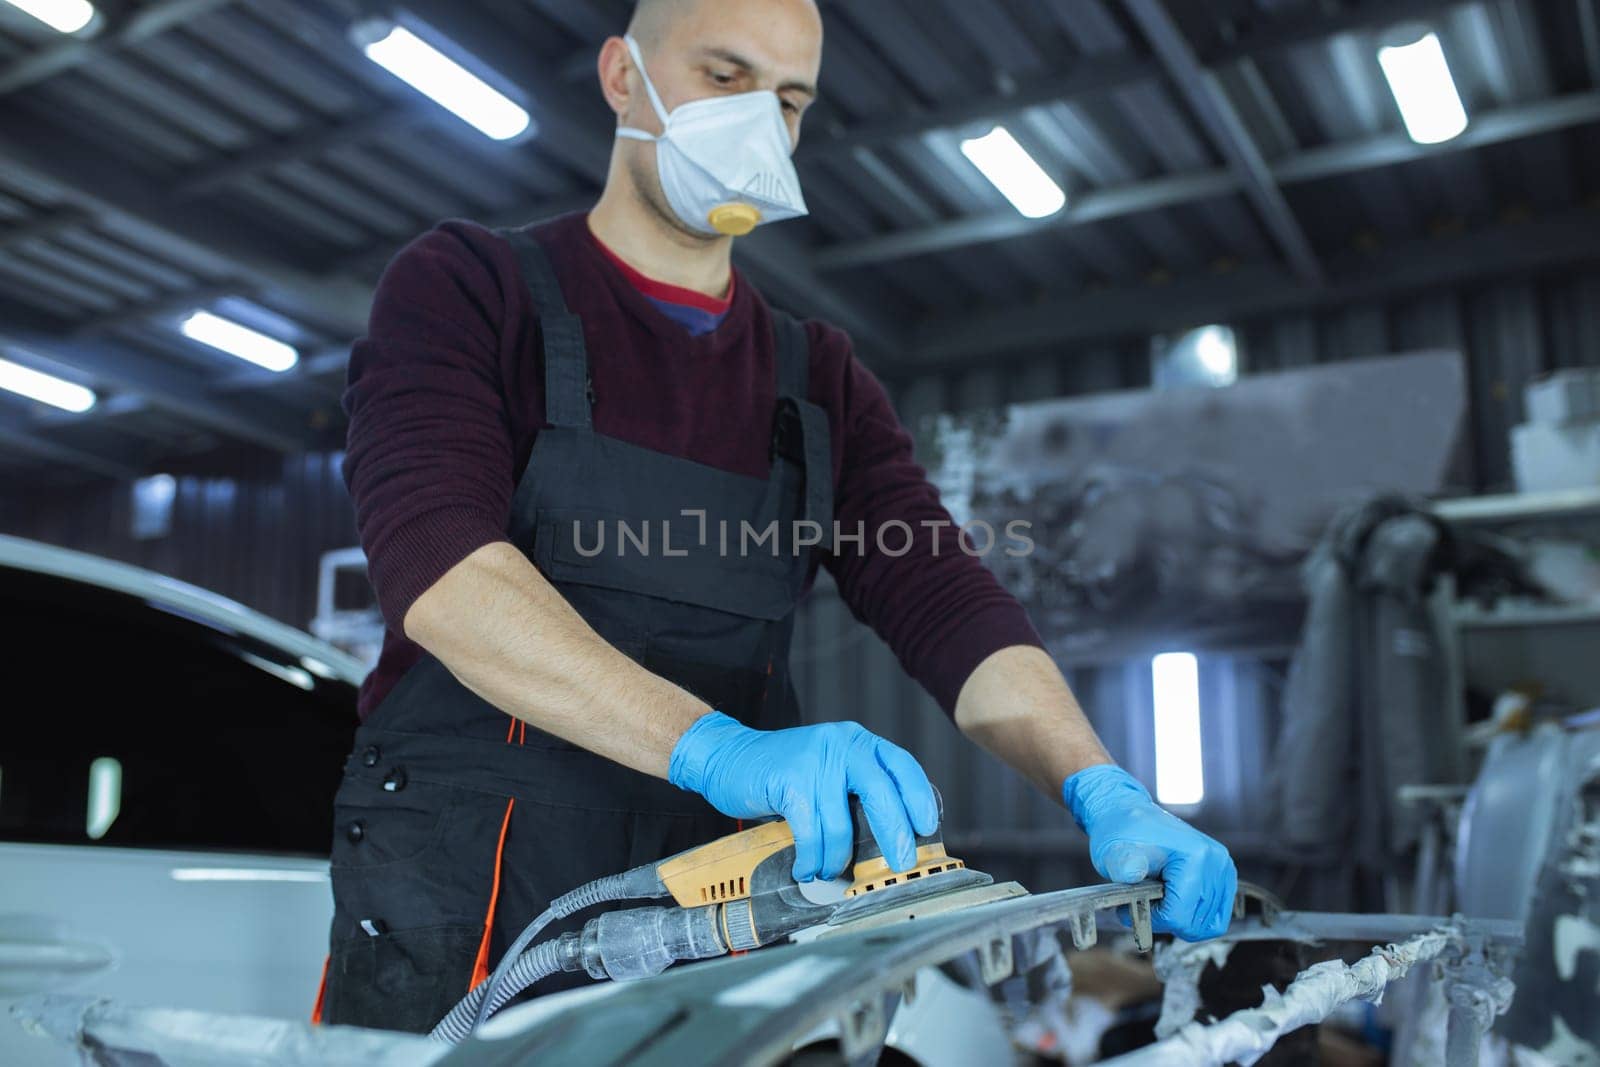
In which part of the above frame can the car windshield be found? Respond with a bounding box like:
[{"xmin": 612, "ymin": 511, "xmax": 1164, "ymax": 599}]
[{"xmin": 0, "ymin": 565, "xmax": 358, "ymax": 856}]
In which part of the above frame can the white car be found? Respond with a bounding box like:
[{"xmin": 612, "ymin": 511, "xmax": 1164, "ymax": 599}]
[{"xmin": 0, "ymin": 535, "xmax": 365, "ymax": 1065}]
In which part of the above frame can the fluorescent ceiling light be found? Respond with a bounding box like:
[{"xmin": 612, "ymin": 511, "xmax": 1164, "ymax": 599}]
[
  {"xmin": 0, "ymin": 354, "xmax": 96, "ymax": 412},
  {"xmin": 179, "ymin": 310, "xmax": 298, "ymax": 372},
  {"xmin": 4, "ymin": 0, "xmax": 97, "ymax": 35},
  {"xmin": 1152, "ymin": 652, "xmax": 1204, "ymax": 806},
  {"xmin": 354, "ymin": 22, "xmax": 530, "ymax": 141},
  {"xmin": 1377, "ymin": 30, "xmax": 1468, "ymax": 145},
  {"xmin": 959, "ymin": 126, "xmax": 1066, "ymax": 219}
]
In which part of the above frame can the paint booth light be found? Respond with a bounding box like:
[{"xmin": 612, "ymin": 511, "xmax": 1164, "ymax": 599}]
[
  {"xmin": 180, "ymin": 311, "xmax": 298, "ymax": 372},
  {"xmin": 132, "ymin": 473, "xmax": 176, "ymax": 540},
  {"xmin": 960, "ymin": 126, "xmax": 1066, "ymax": 219},
  {"xmin": 1152, "ymin": 652, "xmax": 1204, "ymax": 806},
  {"xmin": 0, "ymin": 355, "xmax": 95, "ymax": 412},
  {"xmin": 354, "ymin": 22, "xmax": 530, "ymax": 141},
  {"xmin": 4, "ymin": 0, "xmax": 97, "ymax": 35},
  {"xmin": 1378, "ymin": 30, "xmax": 1468, "ymax": 145},
  {"xmin": 1194, "ymin": 325, "xmax": 1237, "ymax": 382}
]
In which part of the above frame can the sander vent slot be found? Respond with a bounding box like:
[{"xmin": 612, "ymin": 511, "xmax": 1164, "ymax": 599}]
[
  {"xmin": 700, "ymin": 876, "xmax": 748, "ymax": 902},
  {"xmin": 846, "ymin": 856, "xmax": 966, "ymax": 897}
]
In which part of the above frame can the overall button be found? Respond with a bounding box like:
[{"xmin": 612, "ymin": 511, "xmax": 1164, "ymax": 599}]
[
  {"xmin": 383, "ymin": 766, "xmax": 408, "ymax": 793},
  {"xmin": 346, "ymin": 820, "xmax": 365, "ymax": 845},
  {"xmin": 360, "ymin": 745, "xmax": 381, "ymax": 767}
]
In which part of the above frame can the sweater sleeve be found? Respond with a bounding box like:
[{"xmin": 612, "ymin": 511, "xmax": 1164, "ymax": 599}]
[
  {"xmin": 341, "ymin": 222, "xmax": 519, "ymax": 633},
  {"xmin": 816, "ymin": 326, "xmax": 1045, "ymax": 715}
]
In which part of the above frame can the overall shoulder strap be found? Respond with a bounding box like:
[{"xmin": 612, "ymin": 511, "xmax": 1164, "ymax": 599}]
[
  {"xmin": 768, "ymin": 308, "xmax": 833, "ymax": 539},
  {"xmin": 500, "ymin": 227, "xmax": 591, "ymax": 429},
  {"xmin": 771, "ymin": 307, "xmax": 809, "ymax": 401}
]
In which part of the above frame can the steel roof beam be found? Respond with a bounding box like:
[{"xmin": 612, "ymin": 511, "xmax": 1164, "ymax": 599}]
[
  {"xmin": 212, "ymin": 346, "xmax": 350, "ymax": 393},
  {"xmin": 904, "ymin": 206, "xmax": 1600, "ymax": 367},
  {"xmin": 0, "ymin": 117, "xmax": 374, "ymax": 338},
  {"xmin": 804, "ymin": 0, "xmax": 1474, "ymax": 164},
  {"xmin": 0, "ymin": 415, "xmax": 144, "ymax": 479},
  {"xmin": 1571, "ymin": 0, "xmax": 1600, "ymax": 92},
  {"xmin": 74, "ymin": 285, "xmax": 238, "ymax": 337},
  {"xmin": 804, "ymin": 54, "xmax": 1155, "ymax": 162},
  {"xmin": 0, "ymin": 299, "xmax": 311, "ymax": 452},
  {"xmin": 815, "ymin": 91, "xmax": 1600, "ymax": 271},
  {"xmin": 0, "ymin": 2, "xmax": 1478, "ymax": 224},
  {"xmin": 0, "ymin": 0, "xmax": 1504, "ymax": 374},
  {"xmin": 0, "ymin": 0, "xmax": 240, "ymax": 97},
  {"xmin": 815, "ymin": 169, "xmax": 1236, "ymax": 269},
  {"xmin": 1273, "ymin": 90, "xmax": 1600, "ymax": 180},
  {"xmin": 0, "ymin": 207, "xmax": 99, "ymax": 255},
  {"xmin": 175, "ymin": 108, "xmax": 428, "ymax": 199},
  {"xmin": 1208, "ymin": 0, "xmax": 1468, "ymax": 64},
  {"xmin": 29, "ymin": 392, "xmax": 150, "ymax": 428},
  {"xmin": 1121, "ymin": 0, "xmax": 1324, "ymax": 286}
]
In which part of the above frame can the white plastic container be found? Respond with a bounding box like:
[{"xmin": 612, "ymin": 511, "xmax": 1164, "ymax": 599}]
[
  {"xmin": 1512, "ymin": 420, "xmax": 1600, "ymax": 492},
  {"xmin": 1525, "ymin": 369, "xmax": 1600, "ymax": 426}
]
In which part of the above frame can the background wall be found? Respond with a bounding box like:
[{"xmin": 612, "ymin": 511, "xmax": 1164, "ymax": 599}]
[
  {"xmin": 887, "ymin": 268, "xmax": 1600, "ymax": 492},
  {"xmin": 1, "ymin": 449, "xmax": 354, "ymax": 630},
  {"xmin": 790, "ymin": 571, "xmax": 1287, "ymax": 895}
]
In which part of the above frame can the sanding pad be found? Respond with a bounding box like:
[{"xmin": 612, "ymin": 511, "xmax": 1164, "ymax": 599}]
[{"xmin": 818, "ymin": 869, "xmax": 1028, "ymax": 936}]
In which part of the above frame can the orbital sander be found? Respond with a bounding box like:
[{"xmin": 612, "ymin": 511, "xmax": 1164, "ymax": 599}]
[{"xmin": 431, "ymin": 792, "xmax": 1007, "ymax": 1042}]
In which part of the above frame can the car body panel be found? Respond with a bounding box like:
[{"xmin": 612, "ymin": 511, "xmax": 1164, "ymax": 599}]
[
  {"xmin": 0, "ymin": 536, "xmax": 359, "ymax": 1064},
  {"xmin": 0, "ymin": 534, "xmax": 367, "ymax": 688}
]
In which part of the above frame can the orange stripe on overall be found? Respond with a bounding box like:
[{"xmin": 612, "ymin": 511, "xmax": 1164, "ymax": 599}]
[
  {"xmin": 470, "ymin": 719, "xmax": 527, "ymax": 991},
  {"xmin": 312, "ymin": 719, "xmax": 529, "ymax": 1021}
]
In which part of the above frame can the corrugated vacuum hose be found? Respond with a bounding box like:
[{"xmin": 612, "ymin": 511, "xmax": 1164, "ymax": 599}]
[{"xmin": 429, "ymin": 860, "xmax": 669, "ymax": 1044}]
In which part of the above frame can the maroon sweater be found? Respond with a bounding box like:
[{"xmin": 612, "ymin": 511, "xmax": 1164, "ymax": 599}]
[{"xmin": 342, "ymin": 212, "xmax": 1042, "ymax": 720}]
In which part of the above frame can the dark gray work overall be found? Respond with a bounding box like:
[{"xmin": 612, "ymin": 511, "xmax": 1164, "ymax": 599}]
[{"xmin": 318, "ymin": 227, "xmax": 833, "ymax": 1033}]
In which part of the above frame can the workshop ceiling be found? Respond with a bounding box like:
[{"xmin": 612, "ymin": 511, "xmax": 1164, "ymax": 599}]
[{"xmin": 1, "ymin": 0, "xmax": 1599, "ymax": 482}]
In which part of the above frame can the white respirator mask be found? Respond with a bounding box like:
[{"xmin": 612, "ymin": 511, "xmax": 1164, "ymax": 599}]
[{"xmin": 615, "ymin": 34, "xmax": 808, "ymax": 237}]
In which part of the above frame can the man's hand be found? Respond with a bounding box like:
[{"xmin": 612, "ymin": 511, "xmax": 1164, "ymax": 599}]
[
  {"xmin": 950, "ymin": 648, "xmax": 1236, "ymax": 940},
  {"xmin": 669, "ymin": 711, "xmax": 939, "ymax": 883},
  {"xmin": 1064, "ymin": 764, "xmax": 1237, "ymax": 941}
]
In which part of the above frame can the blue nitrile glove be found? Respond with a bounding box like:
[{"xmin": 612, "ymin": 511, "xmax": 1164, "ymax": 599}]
[
  {"xmin": 669, "ymin": 711, "xmax": 940, "ymax": 883},
  {"xmin": 1063, "ymin": 763, "xmax": 1237, "ymax": 942}
]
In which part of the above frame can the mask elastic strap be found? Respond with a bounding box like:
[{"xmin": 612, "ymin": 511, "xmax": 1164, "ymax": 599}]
[{"xmin": 616, "ymin": 34, "xmax": 670, "ymax": 142}]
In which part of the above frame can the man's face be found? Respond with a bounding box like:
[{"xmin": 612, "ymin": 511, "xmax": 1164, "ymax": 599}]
[{"xmin": 609, "ymin": 0, "xmax": 823, "ymax": 237}]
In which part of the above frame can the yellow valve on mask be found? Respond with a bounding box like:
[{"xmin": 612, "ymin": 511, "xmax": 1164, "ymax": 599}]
[{"xmin": 708, "ymin": 203, "xmax": 762, "ymax": 236}]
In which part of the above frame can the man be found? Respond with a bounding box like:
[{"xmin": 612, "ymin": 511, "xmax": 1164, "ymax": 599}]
[{"xmin": 322, "ymin": 0, "xmax": 1236, "ymax": 1034}]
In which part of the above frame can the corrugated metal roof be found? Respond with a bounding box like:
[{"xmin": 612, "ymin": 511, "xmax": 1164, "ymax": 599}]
[{"xmin": 1, "ymin": 0, "xmax": 1598, "ymax": 481}]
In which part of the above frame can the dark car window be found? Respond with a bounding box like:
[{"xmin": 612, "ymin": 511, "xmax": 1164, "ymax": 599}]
[{"xmin": 0, "ymin": 565, "xmax": 358, "ymax": 856}]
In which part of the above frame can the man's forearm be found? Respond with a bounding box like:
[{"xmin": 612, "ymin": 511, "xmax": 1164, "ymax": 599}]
[
  {"xmin": 953, "ymin": 645, "xmax": 1113, "ymax": 799},
  {"xmin": 403, "ymin": 541, "xmax": 710, "ymax": 778}
]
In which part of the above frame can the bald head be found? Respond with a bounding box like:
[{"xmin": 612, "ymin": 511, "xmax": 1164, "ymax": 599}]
[
  {"xmin": 627, "ymin": 0, "xmax": 693, "ymax": 50},
  {"xmin": 627, "ymin": 0, "xmax": 822, "ymax": 54}
]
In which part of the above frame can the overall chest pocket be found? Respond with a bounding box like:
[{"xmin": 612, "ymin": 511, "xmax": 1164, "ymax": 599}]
[{"xmin": 533, "ymin": 507, "xmax": 800, "ymax": 621}]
